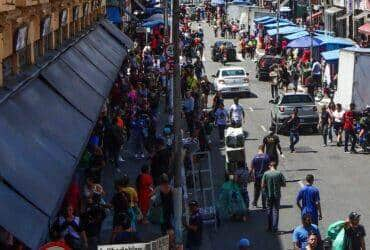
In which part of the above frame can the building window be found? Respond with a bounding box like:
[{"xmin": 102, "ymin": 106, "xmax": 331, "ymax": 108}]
[
  {"xmin": 34, "ymin": 39, "xmax": 42, "ymax": 61},
  {"xmin": 2, "ymin": 56, "xmax": 12, "ymax": 78},
  {"xmin": 18, "ymin": 45, "xmax": 31, "ymax": 69}
]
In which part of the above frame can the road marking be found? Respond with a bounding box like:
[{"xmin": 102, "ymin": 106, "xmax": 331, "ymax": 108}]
[
  {"xmin": 260, "ymin": 125, "xmax": 267, "ymax": 132},
  {"xmin": 298, "ymin": 180, "xmax": 304, "ymax": 188},
  {"xmin": 249, "ymin": 106, "xmax": 254, "ymax": 112}
]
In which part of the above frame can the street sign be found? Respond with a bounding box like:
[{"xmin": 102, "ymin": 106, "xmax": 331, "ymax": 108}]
[{"xmin": 165, "ymin": 43, "xmax": 174, "ymax": 58}]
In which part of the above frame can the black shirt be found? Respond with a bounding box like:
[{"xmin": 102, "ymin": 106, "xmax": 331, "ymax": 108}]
[
  {"xmin": 151, "ymin": 148, "xmax": 171, "ymax": 182},
  {"xmin": 187, "ymin": 211, "xmax": 203, "ymax": 247},
  {"xmin": 287, "ymin": 116, "xmax": 300, "ymax": 132},
  {"xmin": 263, "ymin": 135, "xmax": 280, "ymax": 158},
  {"xmin": 345, "ymin": 225, "xmax": 366, "ymax": 250},
  {"xmin": 161, "ymin": 191, "xmax": 174, "ymax": 226}
]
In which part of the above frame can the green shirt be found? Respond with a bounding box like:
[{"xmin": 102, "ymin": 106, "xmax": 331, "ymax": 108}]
[{"xmin": 262, "ymin": 170, "xmax": 286, "ymax": 199}]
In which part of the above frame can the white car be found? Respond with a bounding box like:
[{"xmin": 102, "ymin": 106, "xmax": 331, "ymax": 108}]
[{"xmin": 212, "ymin": 67, "xmax": 250, "ymax": 96}]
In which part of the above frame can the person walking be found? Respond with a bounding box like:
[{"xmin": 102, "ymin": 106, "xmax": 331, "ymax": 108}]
[
  {"xmin": 262, "ymin": 127, "xmax": 283, "ymax": 166},
  {"xmin": 214, "ymin": 102, "xmax": 229, "ymax": 143},
  {"xmin": 229, "ymin": 97, "xmax": 245, "ymax": 127},
  {"xmin": 319, "ymin": 105, "xmax": 331, "ymax": 146},
  {"xmin": 137, "ymin": 165, "xmax": 153, "ymax": 224},
  {"xmin": 250, "ymin": 145, "xmax": 270, "ymax": 209},
  {"xmin": 343, "ymin": 103, "xmax": 358, "ymax": 153},
  {"xmin": 333, "ymin": 103, "xmax": 345, "ymax": 146},
  {"xmin": 292, "ymin": 214, "xmax": 321, "ymax": 250},
  {"xmin": 183, "ymin": 91, "xmax": 195, "ymax": 135},
  {"xmin": 296, "ymin": 174, "xmax": 322, "ymax": 226},
  {"xmin": 286, "ymin": 108, "xmax": 301, "ymax": 153},
  {"xmin": 269, "ymin": 64, "xmax": 279, "ymax": 99},
  {"xmin": 184, "ymin": 201, "xmax": 203, "ymax": 250},
  {"xmin": 344, "ymin": 212, "xmax": 366, "ymax": 250},
  {"xmin": 261, "ymin": 161, "xmax": 286, "ymax": 233},
  {"xmin": 235, "ymin": 161, "xmax": 250, "ymax": 221}
]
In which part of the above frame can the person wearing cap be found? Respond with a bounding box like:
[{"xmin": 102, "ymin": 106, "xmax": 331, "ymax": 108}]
[
  {"xmin": 238, "ymin": 238, "xmax": 251, "ymax": 250},
  {"xmin": 262, "ymin": 127, "xmax": 283, "ymax": 166},
  {"xmin": 344, "ymin": 212, "xmax": 366, "ymax": 250},
  {"xmin": 184, "ymin": 201, "xmax": 203, "ymax": 250},
  {"xmin": 292, "ymin": 214, "xmax": 321, "ymax": 250}
]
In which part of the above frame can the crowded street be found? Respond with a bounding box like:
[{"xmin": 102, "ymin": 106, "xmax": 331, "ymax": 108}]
[
  {"xmin": 195, "ymin": 20, "xmax": 370, "ymax": 249},
  {"xmin": 1, "ymin": 0, "xmax": 370, "ymax": 249}
]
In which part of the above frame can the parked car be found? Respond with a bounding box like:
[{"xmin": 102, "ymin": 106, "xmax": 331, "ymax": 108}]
[
  {"xmin": 212, "ymin": 67, "xmax": 250, "ymax": 96},
  {"xmin": 270, "ymin": 93, "xmax": 319, "ymax": 133},
  {"xmin": 256, "ymin": 55, "xmax": 283, "ymax": 81},
  {"xmin": 211, "ymin": 41, "xmax": 237, "ymax": 62}
]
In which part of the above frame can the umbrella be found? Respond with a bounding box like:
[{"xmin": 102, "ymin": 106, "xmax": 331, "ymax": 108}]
[
  {"xmin": 321, "ymin": 49, "xmax": 340, "ymax": 62},
  {"xmin": 287, "ymin": 36, "xmax": 322, "ymax": 48},
  {"xmin": 142, "ymin": 20, "xmax": 164, "ymax": 28},
  {"xmin": 144, "ymin": 13, "xmax": 164, "ymax": 22},
  {"xmin": 284, "ymin": 31, "xmax": 309, "ymax": 41},
  {"xmin": 254, "ymin": 16, "xmax": 273, "ymax": 23},
  {"xmin": 267, "ymin": 26, "xmax": 305, "ymax": 36},
  {"xmin": 264, "ymin": 22, "xmax": 294, "ymax": 29}
]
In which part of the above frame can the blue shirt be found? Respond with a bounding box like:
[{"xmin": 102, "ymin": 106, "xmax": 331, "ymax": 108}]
[
  {"xmin": 251, "ymin": 153, "xmax": 270, "ymax": 179},
  {"xmin": 293, "ymin": 224, "xmax": 320, "ymax": 250},
  {"xmin": 296, "ymin": 185, "xmax": 320, "ymax": 217},
  {"xmin": 183, "ymin": 97, "xmax": 195, "ymax": 113}
]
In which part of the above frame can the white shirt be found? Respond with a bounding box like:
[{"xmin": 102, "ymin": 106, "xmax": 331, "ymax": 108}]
[
  {"xmin": 333, "ymin": 110, "xmax": 345, "ymax": 123},
  {"xmin": 229, "ymin": 104, "xmax": 244, "ymax": 123}
]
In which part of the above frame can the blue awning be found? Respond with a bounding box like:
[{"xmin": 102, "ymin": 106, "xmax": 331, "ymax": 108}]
[
  {"xmin": 142, "ymin": 19, "xmax": 164, "ymax": 28},
  {"xmin": 284, "ymin": 31, "xmax": 309, "ymax": 40},
  {"xmin": 264, "ymin": 22, "xmax": 294, "ymax": 29},
  {"xmin": 211, "ymin": 0, "xmax": 225, "ymax": 5},
  {"xmin": 321, "ymin": 49, "xmax": 340, "ymax": 62},
  {"xmin": 231, "ymin": 0, "xmax": 251, "ymax": 5},
  {"xmin": 254, "ymin": 16, "xmax": 274, "ymax": 23},
  {"xmin": 315, "ymin": 34, "xmax": 355, "ymax": 46},
  {"xmin": 267, "ymin": 26, "xmax": 305, "ymax": 36},
  {"xmin": 106, "ymin": 6, "xmax": 122, "ymax": 24}
]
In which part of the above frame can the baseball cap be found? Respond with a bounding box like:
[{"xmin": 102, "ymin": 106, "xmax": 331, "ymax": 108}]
[
  {"xmin": 238, "ymin": 238, "xmax": 251, "ymax": 248},
  {"xmin": 349, "ymin": 212, "xmax": 361, "ymax": 221}
]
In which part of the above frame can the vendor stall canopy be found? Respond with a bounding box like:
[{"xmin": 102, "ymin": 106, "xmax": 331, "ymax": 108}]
[
  {"xmin": 267, "ymin": 26, "xmax": 305, "ymax": 36},
  {"xmin": 0, "ymin": 19, "xmax": 132, "ymax": 250},
  {"xmin": 264, "ymin": 21, "xmax": 295, "ymax": 29},
  {"xmin": 284, "ymin": 30, "xmax": 309, "ymax": 40},
  {"xmin": 321, "ymin": 49, "xmax": 340, "ymax": 62},
  {"xmin": 287, "ymin": 36, "xmax": 322, "ymax": 48}
]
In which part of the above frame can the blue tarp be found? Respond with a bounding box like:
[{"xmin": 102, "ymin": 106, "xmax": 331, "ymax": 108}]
[
  {"xmin": 211, "ymin": 0, "xmax": 225, "ymax": 5},
  {"xmin": 287, "ymin": 36, "xmax": 322, "ymax": 48},
  {"xmin": 315, "ymin": 30, "xmax": 335, "ymax": 36},
  {"xmin": 316, "ymin": 34, "xmax": 356, "ymax": 51},
  {"xmin": 106, "ymin": 6, "xmax": 122, "ymax": 24},
  {"xmin": 142, "ymin": 19, "xmax": 164, "ymax": 28},
  {"xmin": 254, "ymin": 16, "xmax": 274, "ymax": 23},
  {"xmin": 264, "ymin": 22, "xmax": 294, "ymax": 29},
  {"xmin": 284, "ymin": 31, "xmax": 309, "ymax": 40},
  {"xmin": 267, "ymin": 26, "xmax": 305, "ymax": 36},
  {"xmin": 321, "ymin": 49, "xmax": 340, "ymax": 62}
]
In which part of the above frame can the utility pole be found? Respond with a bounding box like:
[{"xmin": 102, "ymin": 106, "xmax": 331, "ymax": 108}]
[
  {"xmin": 171, "ymin": 0, "xmax": 183, "ymax": 246},
  {"xmin": 276, "ymin": 0, "xmax": 280, "ymax": 47},
  {"xmin": 309, "ymin": 0, "xmax": 313, "ymax": 62}
]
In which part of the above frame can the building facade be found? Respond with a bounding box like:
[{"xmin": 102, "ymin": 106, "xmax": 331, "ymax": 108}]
[{"xmin": 0, "ymin": 0, "xmax": 106, "ymax": 87}]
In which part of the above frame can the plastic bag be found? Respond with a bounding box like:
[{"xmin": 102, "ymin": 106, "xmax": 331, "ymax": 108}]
[{"xmin": 326, "ymin": 220, "xmax": 346, "ymax": 250}]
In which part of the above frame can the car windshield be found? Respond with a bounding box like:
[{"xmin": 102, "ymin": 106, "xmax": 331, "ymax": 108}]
[
  {"xmin": 221, "ymin": 70, "xmax": 245, "ymax": 77},
  {"xmin": 281, "ymin": 95, "xmax": 313, "ymax": 104}
]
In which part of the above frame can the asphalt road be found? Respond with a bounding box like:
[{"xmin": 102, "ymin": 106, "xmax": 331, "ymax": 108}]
[{"xmin": 198, "ymin": 21, "xmax": 370, "ymax": 250}]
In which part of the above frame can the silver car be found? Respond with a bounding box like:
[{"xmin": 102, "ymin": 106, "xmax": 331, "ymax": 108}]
[
  {"xmin": 270, "ymin": 93, "xmax": 319, "ymax": 133},
  {"xmin": 212, "ymin": 67, "xmax": 250, "ymax": 96}
]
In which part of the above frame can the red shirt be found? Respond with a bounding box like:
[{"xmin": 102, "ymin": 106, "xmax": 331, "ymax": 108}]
[{"xmin": 343, "ymin": 111, "xmax": 355, "ymax": 130}]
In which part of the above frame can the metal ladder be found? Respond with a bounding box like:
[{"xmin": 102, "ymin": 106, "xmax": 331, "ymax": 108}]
[{"xmin": 186, "ymin": 151, "xmax": 217, "ymax": 230}]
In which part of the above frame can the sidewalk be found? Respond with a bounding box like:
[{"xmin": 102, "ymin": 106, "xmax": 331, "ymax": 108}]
[{"xmin": 99, "ymin": 99, "xmax": 169, "ymax": 244}]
